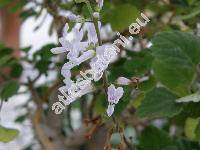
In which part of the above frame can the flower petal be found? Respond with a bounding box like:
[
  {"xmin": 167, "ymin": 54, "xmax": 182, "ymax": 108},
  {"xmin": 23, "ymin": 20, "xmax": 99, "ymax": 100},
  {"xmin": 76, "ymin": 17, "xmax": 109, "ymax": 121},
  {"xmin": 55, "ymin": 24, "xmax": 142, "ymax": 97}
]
[
  {"xmin": 114, "ymin": 87, "xmax": 124, "ymax": 104},
  {"xmin": 67, "ymin": 49, "xmax": 79, "ymax": 61},
  {"xmin": 96, "ymin": 0, "xmax": 104, "ymax": 8},
  {"xmin": 51, "ymin": 47, "xmax": 66, "ymax": 54},
  {"xmin": 61, "ymin": 67, "xmax": 71, "ymax": 78},
  {"xmin": 106, "ymin": 104, "xmax": 115, "ymax": 117},
  {"xmin": 76, "ymin": 50, "xmax": 95, "ymax": 64},
  {"xmin": 62, "ymin": 62, "xmax": 77, "ymax": 71},
  {"xmin": 63, "ymin": 24, "xmax": 69, "ymax": 37},
  {"xmin": 117, "ymin": 77, "xmax": 131, "ymax": 85},
  {"xmin": 72, "ymin": 28, "xmax": 84, "ymax": 42},
  {"xmin": 86, "ymin": 23, "xmax": 98, "ymax": 44},
  {"xmin": 59, "ymin": 38, "xmax": 73, "ymax": 51}
]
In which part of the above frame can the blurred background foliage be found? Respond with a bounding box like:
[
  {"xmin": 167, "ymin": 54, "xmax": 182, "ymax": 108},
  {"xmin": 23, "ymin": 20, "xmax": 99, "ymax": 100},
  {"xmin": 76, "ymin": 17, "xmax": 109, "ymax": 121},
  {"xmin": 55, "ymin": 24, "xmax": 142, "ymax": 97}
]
[{"xmin": 0, "ymin": 0, "xmax": 200, "ymax": 150}]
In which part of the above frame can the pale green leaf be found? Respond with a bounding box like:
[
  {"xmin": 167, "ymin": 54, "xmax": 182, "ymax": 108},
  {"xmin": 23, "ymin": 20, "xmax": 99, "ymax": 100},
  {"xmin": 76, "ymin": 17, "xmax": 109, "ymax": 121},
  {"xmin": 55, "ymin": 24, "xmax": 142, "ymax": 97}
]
[{"xmin": 0, "ymin": 125, "xmax": 19, "ymax": 143}]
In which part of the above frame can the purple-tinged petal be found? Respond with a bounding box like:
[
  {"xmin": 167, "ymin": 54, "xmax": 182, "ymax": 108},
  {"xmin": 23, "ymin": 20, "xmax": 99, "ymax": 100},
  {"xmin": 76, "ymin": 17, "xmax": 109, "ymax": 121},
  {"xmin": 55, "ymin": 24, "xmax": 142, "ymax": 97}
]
[
  {"xmin": 114, "ymin": 87, "xmax": 124, "ymax": 104},
  {"xmin": 63, "ymin": 24, "xmax": 69, "ymax": 37},
  {"xmin": 51, "ymin": 47, "xmax": 66, "ymax": 54},
  {"xmin": 106, "ymin": 104, "xmax": 114, "ymax": 117},
  {"xmin": 74, "ymin": 42, "xmax": 89, "ymax": 52},
  {"xmin": 117, "ymin": 77, "xmax": 131, "ymax": 85},
  {"xmin": 72, "ymin": 28, "xmax": 84, "ymax": 42},
  {"xmin": 67, "ymin": 49, "xmax": 79, "ymax": 61},
  {"xmin": 96, "ymin": 0, "xmax": 104, "ymax": 8},
  {"xmin": 59, "ymin": 38, "xmax": 73, "ymax": 51},
  {"xmin": 61, "ymin": 67, "xmax": 71, "ymax": 78},
  {"xmin": 76, "ymin": 50, "xmax": 95, "ymax": 65},
  {"xmin": 107, "ymin": 84, "xmax": 116, "ymax": 103},
  {"xmin": 62, "ymin": 61, "xmax": 77, "ymax": 72},
  {"xmin": 86, "ymin": 23, "xmax": 98, "ymax": 44}
]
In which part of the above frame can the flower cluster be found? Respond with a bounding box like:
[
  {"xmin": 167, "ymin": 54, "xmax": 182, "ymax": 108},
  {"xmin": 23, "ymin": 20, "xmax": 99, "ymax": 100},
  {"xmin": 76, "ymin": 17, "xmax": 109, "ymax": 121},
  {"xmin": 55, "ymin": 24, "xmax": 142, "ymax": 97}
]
[
  {"xmin": 51, "ymin": 18, "xmax": 125, "ymax": 116},
  {"xmin": 50, "ymin": 0, "xmax": 134, "ymax": 116}
]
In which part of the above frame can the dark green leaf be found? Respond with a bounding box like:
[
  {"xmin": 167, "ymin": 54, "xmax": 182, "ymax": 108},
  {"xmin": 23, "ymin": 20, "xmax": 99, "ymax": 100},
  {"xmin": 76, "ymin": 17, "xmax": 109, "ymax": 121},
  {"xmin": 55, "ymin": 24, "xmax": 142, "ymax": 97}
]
[
  {"xmin": 10, "ymin": 63, "xmax": 23, "ymax": 78},
  {"xmin": 151, "ymin": 31, "xmax": 200, "ymax": 96},
  {"xmin": 138, "ymin": 126, "xmax": 173, "ymax": 150},
  {"xmin": 136, "ymin": 87, "xmax": 183, "ymax": 118},
  {"xmin": 0, "ymin": 80, "xmax": 20, "ymax": 100}
]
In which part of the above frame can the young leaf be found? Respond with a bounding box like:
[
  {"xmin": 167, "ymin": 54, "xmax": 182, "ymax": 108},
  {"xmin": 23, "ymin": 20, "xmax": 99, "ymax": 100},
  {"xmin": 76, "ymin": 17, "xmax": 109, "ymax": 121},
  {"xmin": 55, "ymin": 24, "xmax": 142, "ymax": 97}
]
[
  {"xmin": 184, "ymin": 118, "xmax": 199, "ymax": 141},
  {"xmin": 195, "ymin": 121, "xmax": 200, "ymax": 141},
  {"xmin": 0, "ymin": 125, "xmax": 19, "ymax": 143}
]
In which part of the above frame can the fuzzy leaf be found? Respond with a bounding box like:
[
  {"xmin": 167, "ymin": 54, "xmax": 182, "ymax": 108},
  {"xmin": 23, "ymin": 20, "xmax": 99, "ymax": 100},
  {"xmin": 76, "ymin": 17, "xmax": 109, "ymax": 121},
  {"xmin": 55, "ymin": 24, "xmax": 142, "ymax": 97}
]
[{"xmin": 136, "ymin": 87, "xmax": 182, "ymax": 118}]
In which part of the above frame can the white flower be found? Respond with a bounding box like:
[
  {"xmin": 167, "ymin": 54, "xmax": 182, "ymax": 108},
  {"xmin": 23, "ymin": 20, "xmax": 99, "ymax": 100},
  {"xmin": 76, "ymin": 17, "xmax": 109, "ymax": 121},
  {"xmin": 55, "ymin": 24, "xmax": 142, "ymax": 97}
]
[
  {"xmin": 75, "ymin": 50, "xmax": 95, "ymax": 65},
  {"xmin": 90, "ymin": 55, "xmax": 108, "ymax": 73},
  {"xmin": 51, "ymin": 24, "xmax": 88, "ymax": 57},
  {"xmin": 68, "ymin": 14, "xmax": 81, "ymax": 21},
  {"xmin": 93, "ymin": 12, "xmax": 100, "ymax": 18},
  {"xmin": 85, "ymin": 22, "xmax": 101, "ymax": 44},
  {"xmin": 106, "ymin": 104, "xmax": 115, "ymax": 117},
  {"xmin": 117, "ymin": 77, "xmax": 131, "ymax": 85},
  {"xmin": 106, "ymin": 84, "xmax": 124, "ymax": 117},
  {"xmin": 107, "ymin": 84, "xmax": 124, "ymax": 104},
  {"xmin": 63, "ymin": 78, "xmax": 73, "ymax": 90},
  {"xmin": 96, "ymin": 0, "xmax": 104, "ymax": 8},
  {"xmin": 61, "ymin": 68, "xmax": 71, "ymax": 79}
]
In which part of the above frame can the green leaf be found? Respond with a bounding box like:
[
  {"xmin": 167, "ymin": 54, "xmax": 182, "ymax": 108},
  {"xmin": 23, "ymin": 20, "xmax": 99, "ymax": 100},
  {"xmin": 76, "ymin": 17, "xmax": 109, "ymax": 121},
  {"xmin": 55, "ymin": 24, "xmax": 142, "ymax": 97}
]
[
  {"xmin": 21, "ymin": 46, "xmax": 32, "ymax": 53},
  {"xmin": 34, "ymin": 44, "xmax": 55, "ymax": 61},
  {"xmin": 123, "ymin": 50, "xmax": 154, "ymax": 76},
  {"xmin": 0, "ymin": 80, "xmax": 20, "ymax": 100},
  {"xmin": 139, "ymin": 126, "xmax": 173, "ymax": 150},
  {"xmin": 102, "ymin": 4, "xmax": 139, "ymax": 32},
  {"xmin": 136, "ymin": 87, "xmax": 182, "ymax": 118},
  {"xmin": 163, "ymin": 145, "xmax": 178, "ymax": 150},
  {"xmin": 184, "ymin": 118, "xmax": 199, "ymax": 141},
  {"xmin": 94, "ymin": 93, "xmax": 107, "ymax": 114},
  {"xmin": 139, "ymin": 76, "xmax": 156, "ymax": 92},
  {"xmin": 10, "ymin": 63, "xmax": 23, "ymax": 78},
  {"xmin": 181, "ymin": 102, "xmax": 200, "ymax": 118},
  {"xmin": 151, "ymin": 31, "xmax": 200, "ymax": 96},
  {"xmin": 9, "ymin": 0, "xmax": 26, "ymax": 12},
  {"xmin": 15, "ymin": 114, "xmax": 27, "ymax": 123},
  {"xmin": 20, "ymin": 9, "xmax": 37, "ymax": 21},
  {"xmin": 74, "ymin": 0, "xmax": 85, "ymax": 3},
  {"xmin": 35, "ymin": 60, "xmax": 50, "ymax": 75},
  {"xmin": 0, "ymin": 55, "xmax": 12, "ymax": 68},
  {"xmin": 115, "ymin": 86, "xmax": 133, "ymax": 115},
  {"xmin": 132, "ymin": 92, "xmax": 145, "ymax": 108},
  {"xmin": 195, "ymin": 121, "xmax": 200, "ymax": 141},
  {"xmin": 0, "ymin": 125, "xmax": 19, "ymax": 143}
]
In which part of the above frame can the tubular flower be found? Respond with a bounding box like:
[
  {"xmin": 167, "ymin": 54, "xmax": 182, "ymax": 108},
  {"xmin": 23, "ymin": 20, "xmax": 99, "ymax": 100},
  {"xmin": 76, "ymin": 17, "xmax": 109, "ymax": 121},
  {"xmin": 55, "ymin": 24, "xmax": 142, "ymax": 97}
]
[
  {"xmin": 106, "ymin": 84, "xmax": 124, "ymax": 117},
  {"xmin": 117, "ymin": 77, "xmax": 131, "ymax": 85},
  {"xmin": 96, "ymin": 0, "xmax": 104, "ymax": 8}
]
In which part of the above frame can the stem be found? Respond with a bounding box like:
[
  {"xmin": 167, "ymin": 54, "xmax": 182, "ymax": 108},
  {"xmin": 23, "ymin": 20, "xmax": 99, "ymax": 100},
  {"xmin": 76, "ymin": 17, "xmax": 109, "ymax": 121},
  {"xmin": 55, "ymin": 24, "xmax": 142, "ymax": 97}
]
[
  {"xmin": 85, "ymin": 0, "xmax": 102, "ymax": 46},
  {"xmin": 85, "ymin": 0, "xmax": 108, "ymax": 90}
]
